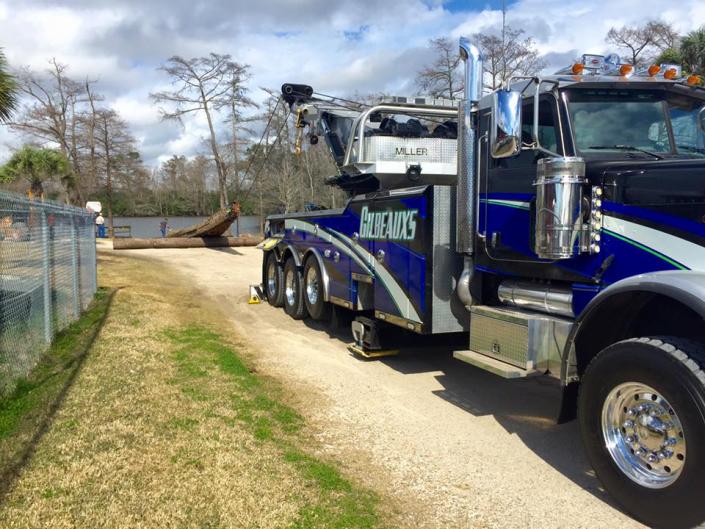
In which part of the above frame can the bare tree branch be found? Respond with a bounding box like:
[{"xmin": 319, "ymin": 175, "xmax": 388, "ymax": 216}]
[
  {"xmin": 473, "ymin": 27, "xmax": 546, "ymax": 91},
  {"xmin": 151, "ymin": 53, "xmax": 254, "ymax": 208},
  {"xmin": 415, "ymin": 37, "xmax": 463, "ymax": 100},
  {"xmin": 606, "ymin": 20, "xmax": 679, "ymax": 66}
]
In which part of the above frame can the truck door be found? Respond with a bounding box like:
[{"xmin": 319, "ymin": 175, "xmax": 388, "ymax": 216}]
[{"xmin": 479, "ymin": 95, "xmax": 562, "ymax": 262}]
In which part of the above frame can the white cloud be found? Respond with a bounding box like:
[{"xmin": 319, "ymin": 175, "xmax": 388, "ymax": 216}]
[
  {"xmin": 1, "ymin": 0, "xmax": 704, "ymax": 167},
  {"xmin": 110, "ymin": 97, "xmax": 160, "ymax": 128}
]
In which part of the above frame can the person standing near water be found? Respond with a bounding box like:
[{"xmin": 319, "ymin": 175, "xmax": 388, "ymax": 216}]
[
  {"xmin": 95, "ymin": 213, "xmax": 106, "ymax": 238},
  {"xmin": 159, "ymin": 218, "xmax": 170, "ymax": 238}
]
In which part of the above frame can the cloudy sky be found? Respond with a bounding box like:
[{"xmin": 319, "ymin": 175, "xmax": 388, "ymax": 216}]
[{"xmin": 1, "ymin": 0, "xmax": 704, "ymax": 167}]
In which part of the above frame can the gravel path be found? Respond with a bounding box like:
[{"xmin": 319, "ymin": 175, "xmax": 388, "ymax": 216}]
[{"xmin": 113, "ymin": 244, "xmax": 644, "ymax": 529}]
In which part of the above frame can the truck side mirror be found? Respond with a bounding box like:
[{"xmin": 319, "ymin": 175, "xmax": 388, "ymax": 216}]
[{"xmin": 490, "ymin": 89, "xmax": 523, "ymax": 159}]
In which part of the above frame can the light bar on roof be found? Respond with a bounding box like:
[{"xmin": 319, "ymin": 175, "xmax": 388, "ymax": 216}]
[
  {"xmin": 662, "ymin": 64, "xmax": 682, "ymax": 79},
  {"xmin": 566, "ymin": 54, "xmax": 626, "ymax": 76},
  {"xmin": 555, "ymin": 52, "xmax": 705, "ymax": 86},
  {"xmin": 582, "ymin": 54, "xmax": 606, "ymax": 72},
  {"xmin": 640, "ymin": 63, "xmax": 682, "ymax": 79}
]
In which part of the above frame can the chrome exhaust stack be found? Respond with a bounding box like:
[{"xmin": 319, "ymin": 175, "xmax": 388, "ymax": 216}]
[{"xmin": 455, "ymin": 38, "xmax": 483, "ymax": 308}]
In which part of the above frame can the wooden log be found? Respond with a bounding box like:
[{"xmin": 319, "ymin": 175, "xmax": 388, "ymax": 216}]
[
  {"xmin": 167, "ymin": 202, "xmax": 241, "ymax": 238},
  {"xmin": 112, "ymin": 236, "xmax": 261, "ymax": 250}
]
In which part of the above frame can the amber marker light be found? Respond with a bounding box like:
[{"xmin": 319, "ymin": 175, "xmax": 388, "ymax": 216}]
[
  {"xmin": 648, "ymin": 65, "xmax": 661, "ymax": 77},
  {"xmin": 664, "ymin": 68, "xmax": 678, "ymax": 80},
  {"xmin": 572, "ymin": 63, "xmax": 585, "ymax": 75},
  {"xmin": 619, "ymin": 64, "xmax": 634, "ymax": 76}
]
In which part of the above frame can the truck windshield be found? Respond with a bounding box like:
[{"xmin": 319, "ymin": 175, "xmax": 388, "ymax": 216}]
[
  {"xmin": 669, "ymin": 95, "xmax": 705, "ymax": 156},
  {"xmin": 567, "ymin": 89, "xmax": 705, "ymax": 158}
]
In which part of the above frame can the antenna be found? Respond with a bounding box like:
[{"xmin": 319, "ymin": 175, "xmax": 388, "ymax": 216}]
[{"xmin": 501, "ymin": 0, "xmax": 507, "ymax": 83}]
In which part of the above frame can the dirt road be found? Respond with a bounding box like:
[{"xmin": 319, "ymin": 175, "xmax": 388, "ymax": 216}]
[{"xmin": 112, "ymin": 244, "xmax": 643, "ymax": 529}]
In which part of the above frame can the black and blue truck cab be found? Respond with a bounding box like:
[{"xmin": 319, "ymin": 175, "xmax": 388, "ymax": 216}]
[{"xmin": 261, "ymin": 44, "xmax": 705, "ymax": 528}]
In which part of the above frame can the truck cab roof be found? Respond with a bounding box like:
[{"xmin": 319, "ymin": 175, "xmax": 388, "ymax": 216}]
[{"xmin": 478, "ymin": 77, "xmax": 705, "ymax": 110}]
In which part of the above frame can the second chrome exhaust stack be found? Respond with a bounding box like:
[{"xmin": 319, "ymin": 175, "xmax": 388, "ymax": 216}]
[{"xmin": 456, "ymin": 37, "xmax": 482, "ymax": 308}]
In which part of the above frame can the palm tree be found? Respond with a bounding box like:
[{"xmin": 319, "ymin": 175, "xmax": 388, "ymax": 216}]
[
  {"xmin": 0, "ymin": 48, "xmax": 17, "ymax": 123},
  {"xmin": 681, "ymin": 28, "xmax": 705, "ymax": 75},
  {"xmin": 0, "ymin": 146, "xmax": 72, "ymax": 198}
]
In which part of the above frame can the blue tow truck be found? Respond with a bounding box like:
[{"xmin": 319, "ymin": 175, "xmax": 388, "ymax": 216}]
[{"xmin": 259, "ymin": 38, "xmax": 705, "ymax": 528}]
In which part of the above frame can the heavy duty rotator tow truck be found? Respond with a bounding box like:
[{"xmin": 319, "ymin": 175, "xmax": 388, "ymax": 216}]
[{"xmin": 259, "ymin": 38, "xmax": 705, "ymax": 528}]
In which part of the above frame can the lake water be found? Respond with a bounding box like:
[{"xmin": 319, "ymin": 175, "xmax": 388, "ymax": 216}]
[{"xmin": 112, "ymin": 216, "xmax": 262, "ymax": 238}]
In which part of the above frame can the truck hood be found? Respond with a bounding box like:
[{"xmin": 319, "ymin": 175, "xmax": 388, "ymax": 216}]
[
  {"xmin": 586, "ymin": 158, "xmax": 705, "ymax": 225},
  {"xmin": 586, "ymin": 158, "xmax": 705, "ymax": 180}
]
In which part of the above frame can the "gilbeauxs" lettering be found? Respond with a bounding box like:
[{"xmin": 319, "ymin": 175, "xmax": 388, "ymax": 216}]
[{"xmin": 359, "ymin": 206, "xmax": 417, "ymax": 241}]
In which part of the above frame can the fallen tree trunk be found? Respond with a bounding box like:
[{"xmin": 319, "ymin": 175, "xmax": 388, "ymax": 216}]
[
  {"xmin": 167, "ymin": 202, "xmax": 240, "ymax": 238},
  {"xmin": 113, "ymin": 236, "xmax": 261, "ymax": 250}
]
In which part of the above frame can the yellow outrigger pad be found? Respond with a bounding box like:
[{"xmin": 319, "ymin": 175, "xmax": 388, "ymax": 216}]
[
  {"xmin": 256, "ymin": 237, "xmax": 280, "ymax": 251},
  {"xmin": 347, "ymin": 343, "xmax": 399, "ymax": 359},
  {"xmin": 248, "ymin": 284, "xmax": 263, "ymax": 304}
]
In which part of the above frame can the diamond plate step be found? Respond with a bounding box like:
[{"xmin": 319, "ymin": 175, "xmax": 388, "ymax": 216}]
[{"xmin": 453, "ymin": 350, "xmax": 542, "ymax": 379}]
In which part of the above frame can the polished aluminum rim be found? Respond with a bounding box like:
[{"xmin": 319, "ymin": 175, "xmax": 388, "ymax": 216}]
[
  {"xmin": 305, "ymin": 266, "xmax": 319, "ymax": 305},
  {"xmin": 267, "ymin": 260, "xmax": 277, "ymax": 296},
  {"xmin": 601, "ymin": 382, "xmax": 686, "ymax": 489},
  {"xmin": 284, "ymin": 269, "xmax": 296, "ymax": 307}
]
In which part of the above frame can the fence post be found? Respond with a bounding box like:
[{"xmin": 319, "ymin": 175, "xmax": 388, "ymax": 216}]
[
  {"xmin": 40, "ymin": 210, "xmax": 53, "ymax": 345},
  {"xmin": 92, "ymin": 215, "xmax": 98, "ymax": 295},
  {"xmin": 70, "ymin": 215, "xmax": 80, "ymax": 318}
]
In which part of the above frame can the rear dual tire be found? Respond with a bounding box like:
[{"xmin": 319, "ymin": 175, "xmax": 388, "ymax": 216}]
[
  {"xmin": 267, "ymin": 254, "xmax": 331, "ymax": 322},
  {"xmin": 283, "ymin": 258, "xmax": 307, "ymax": 320},
  {"xmin": 303, "ymin": 258, "xmax": 330, "ymax": 321},
  {"xmin": 264, "ymin": 252, "xmax": 284, "ymax": 307}
]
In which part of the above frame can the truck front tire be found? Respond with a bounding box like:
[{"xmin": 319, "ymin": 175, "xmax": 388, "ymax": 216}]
[
  {"xmin": 283, "ymin": 258, "xmax": 308, "ymax": 320},
  {"xmin": 303, "ymin": 257, "xmax": 331, "ymax": 321},
  {"xmin": 579, "ymin": 337, "xmax": 705, "ymax": 529},
  {"xmin": 264, "ymin": 252, "xmax": 284, "ymax": 307}
]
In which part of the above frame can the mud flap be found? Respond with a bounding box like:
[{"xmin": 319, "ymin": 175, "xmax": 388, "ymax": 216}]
[{"xmin": 556, "ymin": 380, "xmax": 579, "ymax": 423}]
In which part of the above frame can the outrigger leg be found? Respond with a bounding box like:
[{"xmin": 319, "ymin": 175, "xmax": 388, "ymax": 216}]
[{"xmin": 348, "ymin": 317, "xmax": 399, "ymax": 359}]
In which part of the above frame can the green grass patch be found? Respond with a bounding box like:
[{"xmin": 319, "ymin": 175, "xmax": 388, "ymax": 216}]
[
  {"xmin": 40, "ymin": 487, "xmax": 64, "ymax": 499},
  {"xmin": 0, "ymin": 289, "xmax": 110, "ymax": 439},
  {"xmin": 0, "ymin": 288, "xmax": 112, "ymax": 489},
  {"xmin": 167, "ymin": 417, "xmax": 199, "ymax": 432},
  {"xmin": 164, "ymin": 325, "xmax": 383, "ymax": 529},
  {"xmin": 284, "ymin": 451, "xmax": 351, "ymax": 492},
  {"xmin": 180, "ymin": 386, "xmax": 211, "ymax": 402}
]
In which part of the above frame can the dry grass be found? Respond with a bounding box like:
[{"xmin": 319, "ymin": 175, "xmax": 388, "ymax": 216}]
[
  {"xmin": 0, "ymin": 288, "xmax": 111, "ymax": 494},
  {"xmin": 0, "ymin": 251, "xmax": 382, "ymax": 529}
]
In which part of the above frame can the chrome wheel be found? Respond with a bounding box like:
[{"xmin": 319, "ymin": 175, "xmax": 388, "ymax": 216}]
[
  {"xmin": 284, "ymin": 268, "xmax": 296, "ymax": 307},
  {"xmin": 602, "ymin": 382, "xmax": 686, "ymax": 489},
  {"xmin": 267, "ymin": 260, "xmax": 277, "ymax": 296},
  {"xmin": 305, "ymin": 266, "xmax": 319, "ymax": 306}
]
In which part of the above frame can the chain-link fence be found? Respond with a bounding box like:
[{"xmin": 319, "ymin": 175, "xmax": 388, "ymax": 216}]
[{"xmin": 0, "ymin": 191, "xmax": 97, "ymax": 396}]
